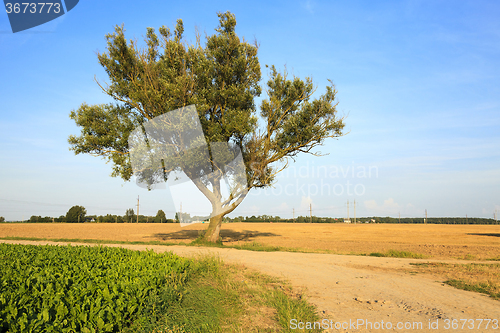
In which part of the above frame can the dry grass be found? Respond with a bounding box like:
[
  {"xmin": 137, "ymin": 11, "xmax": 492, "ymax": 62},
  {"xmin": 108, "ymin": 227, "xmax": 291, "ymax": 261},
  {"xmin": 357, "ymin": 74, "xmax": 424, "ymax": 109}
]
[
  {"xmin": 411, "ymin": 262, "xmax": 500, "ymax": 299},
  {"xmin": 1, "ymin": 222, "xmax": 499, "ymax": 260}
]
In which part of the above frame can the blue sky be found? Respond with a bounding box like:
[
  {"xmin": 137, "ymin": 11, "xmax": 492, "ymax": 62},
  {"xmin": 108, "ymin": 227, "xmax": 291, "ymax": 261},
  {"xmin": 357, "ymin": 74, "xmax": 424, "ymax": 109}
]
[{"xmin": 1, "ymin": 0, "xmax": 499, "ymax": 221}]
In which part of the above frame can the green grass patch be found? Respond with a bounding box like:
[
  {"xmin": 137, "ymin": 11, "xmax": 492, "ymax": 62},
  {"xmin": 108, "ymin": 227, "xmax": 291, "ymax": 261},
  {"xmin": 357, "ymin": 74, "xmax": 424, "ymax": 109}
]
[
  {"xmin": 231, "ymin": 241, "xmax": 286, "ymax": 252},
  {"xmin": 0, "ymin": 236, "xmax": 184, "ymax": 247},
  {"xmin": 369, "ymin": 249, "xmax": 426, "ymax": 259},
  {"xmin": 411, "ymin": 262, "xmax": 500, "ymax": 300},
  {"xmin": 445, "ymin": 279, "xmax": 500, "ymax": 300},
  {"xmin": 0, "ymin": 237, "xmax": 327, "ymax": 255}
]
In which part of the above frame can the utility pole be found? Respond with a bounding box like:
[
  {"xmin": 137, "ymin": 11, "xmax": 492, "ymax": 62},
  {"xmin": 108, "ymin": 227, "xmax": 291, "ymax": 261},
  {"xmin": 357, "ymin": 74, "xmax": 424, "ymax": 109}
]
[
  {"xmin": 180, "ymin": 202, "xmax": 182, "ymax": 224},
  {"xmin": 354, "ymin": 199, "xmax": 356, "ymax": 224},
  {"xmin": 424, "ymin": 209, "xmax": 427, "ymax": 224},
  {"xmin": 495, "ymin": 210, "xmax": 497, "ymax": 224},
  {"xmin": 466, "ymin": 214, "xmax": 468, "ymax": 224},
  {"xmin": 347, "ymin": 200, "xmax": 350, "ymax": 220},
  {"xmin": 309, "ymin": 203, "xmax": 312, "ymax": 223},
  {"xmin": 136, "ymin": 195, "xmax": 139, "ymax": 223},
  {"xmin": 399, "ymin": 211, "xmax": 401, "ymax": 223},
  {"xmin": 292, "ymin": 208, "xmax": 295, "ymax": 222}
]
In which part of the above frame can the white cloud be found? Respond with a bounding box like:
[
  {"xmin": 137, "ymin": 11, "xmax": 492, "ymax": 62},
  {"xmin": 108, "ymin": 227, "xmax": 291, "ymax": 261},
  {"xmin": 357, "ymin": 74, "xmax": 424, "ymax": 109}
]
[
  {"xmin": 299, "ymin": 196, "xmax": 315, "ymax": 212},
  {"xmin": 303, "ymin": 0, "xmax": 315, "ymax": 14},
  {"xmin": 364, "ymin": 198, "xmax": 400, "ymax": 215},
  {"xmin": 276, "ymin": 202, "xmax": 290, "ymax": 212}
]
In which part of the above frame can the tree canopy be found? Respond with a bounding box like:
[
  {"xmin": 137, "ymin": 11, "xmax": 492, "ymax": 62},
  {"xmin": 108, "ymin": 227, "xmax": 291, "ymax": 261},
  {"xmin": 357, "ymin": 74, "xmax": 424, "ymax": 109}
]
[
  {"xmin": 155, "ymin": 210, "xmax": 166, "ymax": 223},
  {"xmin": 68, "ymin": 11, "xmax": 346, "ymax": 242},
  {"xmin": 65, "ymin": 206, "xmax": 87, "ymax": 223},
  {"xmin": 125, "ymin": 208, "xmax": 135, "ymax": 223}
]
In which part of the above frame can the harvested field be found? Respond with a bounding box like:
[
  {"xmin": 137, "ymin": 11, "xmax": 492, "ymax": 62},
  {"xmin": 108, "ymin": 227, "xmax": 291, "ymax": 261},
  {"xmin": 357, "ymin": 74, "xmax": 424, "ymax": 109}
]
[{"xmin": 1, "ymin": 222, "xmax": 499, "ymax": 260}]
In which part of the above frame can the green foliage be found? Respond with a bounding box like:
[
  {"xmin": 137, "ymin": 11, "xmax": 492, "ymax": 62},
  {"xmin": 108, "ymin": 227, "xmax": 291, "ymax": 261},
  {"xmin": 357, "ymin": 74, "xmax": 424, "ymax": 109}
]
[
  {"xmin": 29, "ymin": 216, "xmax": 53, "ymax": 223},
  {"xmin": 364, "ymin": 216, "xmax": 498, "ymax": 225},
  {"xmin": 68, "ymin": 11, "xmax": 345, "ymax": 242},
  {"xmin": 155, "ymin": 210, "xmax": 166, "ymax": 223},
  {"xmin": 369, "ymin": 250, "xmax": 425, "ymax": 259},
  {"xmin": 269, "ymin": 290, "xmax": 322, "ymax": 333},
  {"xmin": 65, "ymin": 205, "xmax": 86, "ymax": 223},
  {"xmin": 0, "ymin": 243, "xmax": 191, "ymax": 332},
  {"xmin": 445, "ymin": 279, "xmax": 500, "ymax": 300},
  {"xmin": 125, "ymin": 208, "xmax": 135, "ymax": 223},
  {"xmin": 0, "ymin": 216, "xmax": 5, "ymax": 223}
]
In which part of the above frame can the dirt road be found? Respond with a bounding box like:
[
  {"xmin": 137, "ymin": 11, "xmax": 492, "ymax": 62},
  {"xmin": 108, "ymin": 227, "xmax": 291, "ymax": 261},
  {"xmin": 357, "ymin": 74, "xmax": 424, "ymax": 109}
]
[{"xmin": 2, "ymin": 239, "xmax": 499, "ymax": 332}]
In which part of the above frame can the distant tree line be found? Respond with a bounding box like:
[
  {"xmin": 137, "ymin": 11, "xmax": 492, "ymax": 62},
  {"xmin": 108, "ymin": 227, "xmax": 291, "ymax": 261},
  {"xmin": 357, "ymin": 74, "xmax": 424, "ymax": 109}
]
[
  {"xmin": 225, "ymin": 215, "xmax": 342, "ymax": 223},
  {"xmin": 223, "ymin": 215, "xmax": 498, "ymax": 225},
  {"xmin": 15, "ymin": 206, "xmax": 174, "ymax": 223},
  {"xmin": 4, "ymin": 209, "xmax": 498, "ymax": 225},
  {"xmin": 363, "ymin": 216, "xmax": 499, "ymax": 225}
]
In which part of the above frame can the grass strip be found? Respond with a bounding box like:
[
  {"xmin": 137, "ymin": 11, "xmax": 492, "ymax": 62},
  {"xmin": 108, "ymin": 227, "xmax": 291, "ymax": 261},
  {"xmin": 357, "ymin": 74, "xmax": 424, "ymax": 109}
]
[
  {"xmin": 369, "ymin": 249, "xmax": 426, "ymax": 259},
  {"xmin": 411, "ymin": 262, "xmax": 500, "ymax": 300},
  {"xmin": 122, "ymin": 256, "xmax": 323, "ymax": 332},
  {"xmin": 0, "ymin": 236, "xmax": 331, "ymax": 255}
]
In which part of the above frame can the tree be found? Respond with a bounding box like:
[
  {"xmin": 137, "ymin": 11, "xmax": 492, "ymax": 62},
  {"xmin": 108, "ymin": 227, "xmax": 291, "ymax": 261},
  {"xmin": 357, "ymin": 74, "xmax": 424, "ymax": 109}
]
[
  {"xmin": 125, "ymin": 208, "xmax": 135, "ymax": 223},
  {"xmin": 0, "ymin": 216, "xmax": 5, "ymax": 223},
  {"xmin": 29, "ymin": 215, "xmax": 40, "ymax": 223},
  {"xmin": 68, "ymin": 11, "xmax": 346, "ymax": 243},
  {"xmin": 155, "ymin": 210, "xmax": 166, "ymax": 223},
  {"xmin": 66, "ymin": 206, "xmax": 87, "ymax": 223}
]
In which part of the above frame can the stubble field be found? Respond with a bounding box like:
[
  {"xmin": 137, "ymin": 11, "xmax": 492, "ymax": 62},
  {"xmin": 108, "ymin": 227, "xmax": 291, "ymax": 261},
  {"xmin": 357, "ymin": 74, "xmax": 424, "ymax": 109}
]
[{"xmin": 1, "ymin": 222, "xmax": 499, "ymax": 260}]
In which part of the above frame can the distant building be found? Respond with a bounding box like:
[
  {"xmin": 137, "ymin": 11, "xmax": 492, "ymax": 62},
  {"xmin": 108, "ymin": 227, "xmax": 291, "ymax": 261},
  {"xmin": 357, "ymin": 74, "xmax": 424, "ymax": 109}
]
[{"xmin": 343, "ymin": 218, "xmax": 351, "ymax": 223}]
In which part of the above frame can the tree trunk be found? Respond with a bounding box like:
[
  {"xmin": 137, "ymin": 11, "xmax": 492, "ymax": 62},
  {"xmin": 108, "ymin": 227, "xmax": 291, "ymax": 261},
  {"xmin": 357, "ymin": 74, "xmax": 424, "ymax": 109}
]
[{"xmin": 203, "ymin": 214, "xmax": 223, "ymax": 243}]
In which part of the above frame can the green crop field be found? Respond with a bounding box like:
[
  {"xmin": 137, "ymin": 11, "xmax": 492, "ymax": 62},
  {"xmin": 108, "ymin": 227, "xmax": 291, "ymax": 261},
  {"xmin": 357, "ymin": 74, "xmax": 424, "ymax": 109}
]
[
  {"xmin": 0, "ymin": 243, "xmax": 321, "ymax": 333},
  {"xmin": 0, "ymin": 243, "xmax": 192, "ymax": 332}
]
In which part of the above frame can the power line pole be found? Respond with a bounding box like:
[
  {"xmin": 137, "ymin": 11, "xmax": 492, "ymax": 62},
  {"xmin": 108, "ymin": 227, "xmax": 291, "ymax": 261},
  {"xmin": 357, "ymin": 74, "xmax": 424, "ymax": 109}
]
[
  {"xmin": 399, "ymin": 211, "xmax": 401, "ymax": 223},
  {"xmin": 136, "ymin": 195, "xmax": 139, "ymax": 223},
  {"xmin": 309, "ymin": 203, "xmax": 312, "ymax": 223},
  {"xmin": 292, "ymin": 208, "xmax": 295, "ymax": 222},
  {"xmin": 466, "ymin": 214, "xmax": 468, "ymax": 224},
  {"xmin": 495, "ymin": 209, "xmax": 497, "ymax": 224},
  {"xmin": 354, "ymin": 199, "xmax": 356, "ymax": 224},
  {"xmin": 347, "ymin": 200, "xmax": 350, "ymax": 220},
  {"xmin": 424, "ymin": 209, "xmax": 427, "ymax": 224}
]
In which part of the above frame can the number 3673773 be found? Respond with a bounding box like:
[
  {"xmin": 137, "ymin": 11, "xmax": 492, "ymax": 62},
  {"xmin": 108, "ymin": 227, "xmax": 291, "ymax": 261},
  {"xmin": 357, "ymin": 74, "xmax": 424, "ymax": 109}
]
[{"xmin": 5, "ymin": 3, "xmax": 61, "ymax": 14}]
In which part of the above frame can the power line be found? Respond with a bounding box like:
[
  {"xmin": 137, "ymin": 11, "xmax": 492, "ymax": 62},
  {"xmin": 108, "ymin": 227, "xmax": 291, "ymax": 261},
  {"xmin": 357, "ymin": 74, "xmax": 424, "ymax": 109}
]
[
  {"xmin": 309, "ymin": 203, "xmax": 312, "ymax": 223},
  {"xmin": 354, "ymin": 199, "xmax": 356, "ymax": 224},
  {"xmin": 136, "ymin": 196, "xmax": 140, "ymax": 224}
]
